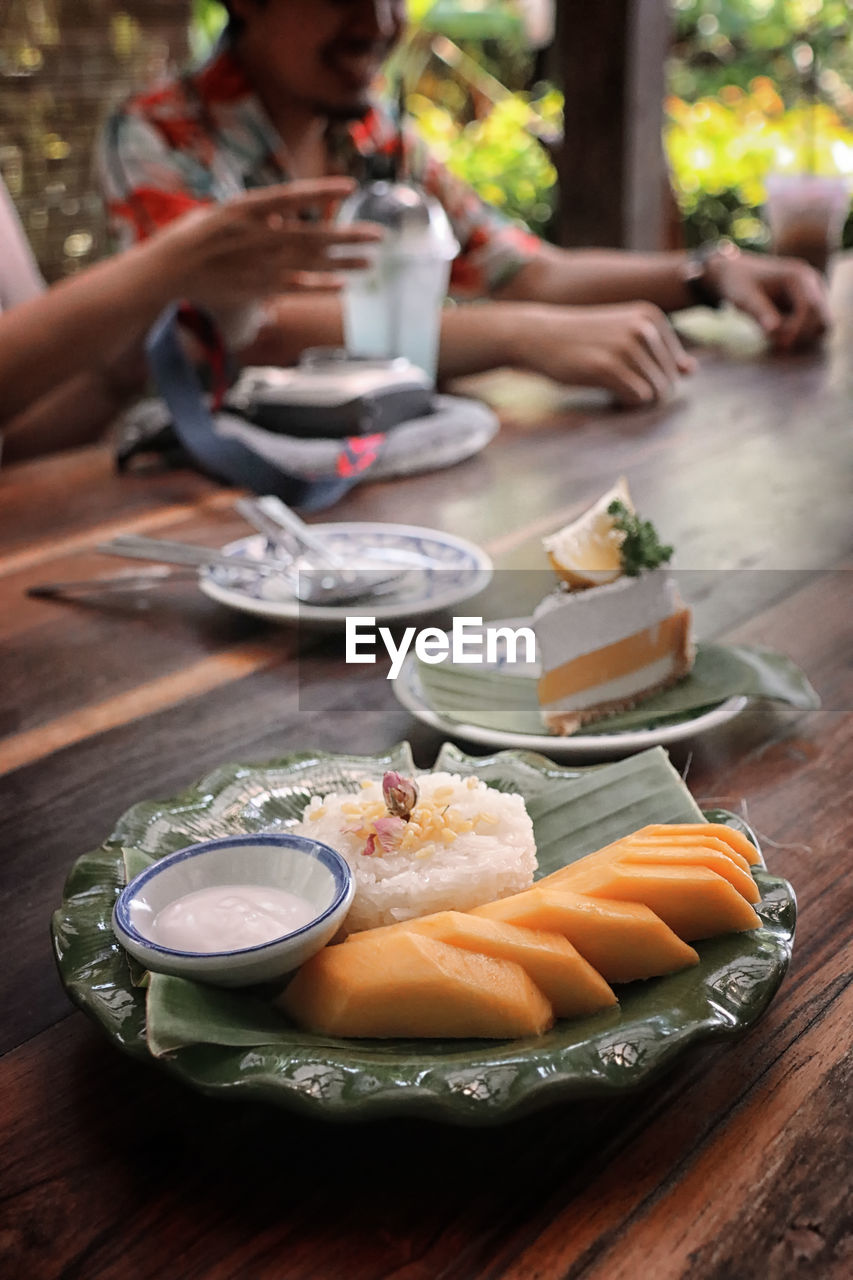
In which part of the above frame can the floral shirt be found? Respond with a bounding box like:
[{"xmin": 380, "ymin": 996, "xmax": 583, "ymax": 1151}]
[{"xmin": 99, "ymin": 43, "xmax": 541, "ymax": 299}]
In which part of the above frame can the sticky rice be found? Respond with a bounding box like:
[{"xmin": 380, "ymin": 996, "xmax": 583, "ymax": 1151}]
[{"xmin": 294, "ymin": 772, "xmax": 537, "ymax": 933}]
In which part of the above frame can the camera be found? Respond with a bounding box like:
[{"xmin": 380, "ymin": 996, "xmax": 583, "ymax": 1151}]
[{"xmin": 224, "ymin": 349, "xmax": 434, "ymax": 438}]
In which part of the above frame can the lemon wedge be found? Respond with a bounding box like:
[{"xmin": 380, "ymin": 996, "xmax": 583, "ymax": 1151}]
[{"xmin": 543, "ymin": 477, "xmax": 633, "ymax": 588}]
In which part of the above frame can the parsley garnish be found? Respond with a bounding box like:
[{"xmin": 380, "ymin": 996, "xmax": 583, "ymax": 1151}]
[{"xmin": 607, "ymin": 500, "xmax": 673, "ymax": 576}]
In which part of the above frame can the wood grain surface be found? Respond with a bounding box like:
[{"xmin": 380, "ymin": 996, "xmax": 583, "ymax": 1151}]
[{"xmin": 0, "ymin": 282, "xmax": 851, "ymax": 1279}]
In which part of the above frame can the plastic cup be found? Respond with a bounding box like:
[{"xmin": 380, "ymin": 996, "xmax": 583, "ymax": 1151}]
[
  {"xmin": 337, "ymin": 181, "xmax": 458, "ymax": 385},
  {"xmin": 764, "ymin": 173, "xmax": 851, "ymax": 274},
  {"xmin": 342, "ymin": 248, "xmax": 453, "ymax": 384}
]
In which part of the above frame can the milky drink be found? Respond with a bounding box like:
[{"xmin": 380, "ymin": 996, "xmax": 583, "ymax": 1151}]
[{"xmin": 337, "ymin": 180, "xmax": 458, "ymax": 384}]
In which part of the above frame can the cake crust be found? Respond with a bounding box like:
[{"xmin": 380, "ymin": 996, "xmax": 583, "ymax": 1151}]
[{"xmin": 542, "ymin": 609, "xmax": 695, "ymax": 736}]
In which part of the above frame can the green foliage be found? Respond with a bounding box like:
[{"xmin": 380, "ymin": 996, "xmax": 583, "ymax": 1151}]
[
  {"xmin": 667, "ymin": 1, "xmax": 853, "ymax": 247},
  {"xmin": 670, "ymin": 0, "xmax": 853, "ymax": 99},
  {"xmin": 666, "ymin": 87, "xmax": 853, "ymax": 246},
  {"xmin": 407, "ymin": 87, "xmax": 561, "ymax": 234},
  {"xmin": 417, "ymin": 0, "xmax": 523, "ymax": 42},
  {"xmin": 187, "ymin": 1, "xmax": 853, "ymax": 249},
  {"xmin": 392, "ymin": 7, "xmax": 559, "ymax": 235},
  {"xmin": 190, "ymin": 0, "xmax": 225, "ymax": 59},
  {"xmin": 607, "ymin": 502, "xmax": 674, "ymax": 577}
]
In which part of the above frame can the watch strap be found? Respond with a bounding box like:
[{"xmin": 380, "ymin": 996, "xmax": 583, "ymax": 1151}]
[{"xmin": 683, "ymin": 241, "xmax": 740, "ymax": 310}]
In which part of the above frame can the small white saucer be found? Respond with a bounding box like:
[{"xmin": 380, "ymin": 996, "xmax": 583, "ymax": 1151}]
[
  {"xmin": 199, "ymin": 522, "xmax": 493, "ymax": 626},
  {"xmin": 393, "ymin": 653, "xmax": 748, "ymax": 760}
]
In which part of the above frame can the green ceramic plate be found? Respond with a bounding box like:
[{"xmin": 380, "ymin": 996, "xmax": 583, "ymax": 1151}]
[{"xmin": 51, "ymin": 744, "xmax": 796, "ymax": 1126}]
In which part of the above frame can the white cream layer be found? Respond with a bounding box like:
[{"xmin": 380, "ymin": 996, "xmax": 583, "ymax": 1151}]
[{"xmin": 533, "ymin": 571, "xmax": 682, "ymax": 669}]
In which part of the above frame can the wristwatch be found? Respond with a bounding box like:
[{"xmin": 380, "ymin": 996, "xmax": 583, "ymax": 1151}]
[{"xmin": 682, "ymin": 240, "xmax": 741, "ymax": 309}]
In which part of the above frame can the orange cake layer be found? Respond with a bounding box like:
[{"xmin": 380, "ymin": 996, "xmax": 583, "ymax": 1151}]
[{"xmin": 533, "ymin": 570, "xmax": 695, "ymax": 734}]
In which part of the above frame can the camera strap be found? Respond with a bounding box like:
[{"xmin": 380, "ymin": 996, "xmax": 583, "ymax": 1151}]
[{"xmin": 145, "ymin": 304, "xmax": 384, "ymax": 511}]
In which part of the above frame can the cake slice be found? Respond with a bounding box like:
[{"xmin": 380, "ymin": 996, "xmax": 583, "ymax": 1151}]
[
  {"xmin": 534, "ymin": 482, "xmax": 694, "ymax": 734},
  {"xmin": 535, "ymin": 570, "xmax": 694, "ymax": 734}
]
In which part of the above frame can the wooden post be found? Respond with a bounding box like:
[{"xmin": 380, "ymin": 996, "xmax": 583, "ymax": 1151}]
[{"xmin": 548, "ymin": 0, "xmax": 672, "ymax": 251}]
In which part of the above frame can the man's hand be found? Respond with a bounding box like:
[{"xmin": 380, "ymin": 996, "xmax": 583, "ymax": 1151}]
[
  {"xmin": 704, "ymin": 250, "xmax": 830, "ymax": 350},
  {"xmin": 156, "ymin": 178, "xmax": 382, "ymax": 309},
  {"xmin": 513, "ymin": 302, "xmax": 696, "ymax": 407}
]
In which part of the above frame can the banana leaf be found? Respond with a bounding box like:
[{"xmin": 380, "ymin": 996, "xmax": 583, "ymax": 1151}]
[
  {"xmin": 144, "ymin": 746, "xmax": 704, "ymax": 1055},
  {"xmin": 415, "ymin": 642, "xmax": 820, "ymax": 736},
  {"xmin": 53, "ymin": 745, "xmax": 795, "ymax": 1120}
]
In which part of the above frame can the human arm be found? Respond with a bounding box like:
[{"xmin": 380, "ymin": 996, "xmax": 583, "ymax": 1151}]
[
  {"xmin": 401, "ymin": 119, "xmax": 830, "ymax": 347},
  {"xmin": 96, "ymin": 99, "xmax": 695, "ymax": 404},
  {"xmin": 249, "ymin": 242, "xmax": 827, "ymax": 405},
  {"xmin": 1, "ymin": 370, "xmax": 138, "ymax": 464},
  {"xmin": 0, "ymin": 180, "xmax": 379, "ymax": 432},
  {"xmin": 101, "ymin": 96, "xmax": 828, "ymax": 402},
  {"xmin": 497, "ymin": 241, "xmax": 830, "ymax": 349},
  {"xmin": 246, "ymin": 291, "xmax": 692, "ymax": 408}
]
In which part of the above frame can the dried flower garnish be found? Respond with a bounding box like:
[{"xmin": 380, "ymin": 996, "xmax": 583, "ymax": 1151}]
[
  {"xmin": 360, "ymin": 773, "xmax": 420, "ymax": 855},
  {"xmin": 363, "ymin": 814, "xmax": 406, "ymax": 857},
  {"xmin": 381, "ymin": 771, "xmax": 418, "ymax": 820}
]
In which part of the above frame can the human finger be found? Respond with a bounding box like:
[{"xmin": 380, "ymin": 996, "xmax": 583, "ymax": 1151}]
[
  {"xmin": 636, "ymin": 316, "xmax": 684, "ymax": 386},
  {"xmin": 591, "ymin": 353, "xmax": 659, "ymax": 407},
  {"xmin": 655, "ymin": 313, "xmax": 696, "ymax": 375},
  {"xmin": 773, "ymin": 310, "xmax": 820, "ymax": 350},
  {"xmin": 275, "ymin": 255, "xmax": 372, "ymax": 278},
  {"xmin": 727, "ymin": 279, "xmax": 784, "ymax": 338},
  {"xmin": 262, "ymin": 223, "xmax": 381, "ymax": 270},
  {"xmin": 281, "ymin": 269, "xmax": 346, "ymax": 292},
  {"xmin": 772, "ymin": 271, "xmax": 830, "ymax": 349},
  {"xmin": 624, "ymin": 338, "xmax": 675, "ymax": 403},
  {"xmin": 314, "ymin": 254, "xmax": 373, "ymax": 272},
  {"xmin": 237, "ymin": 177, "xmax": 358, "ymax": 219},
  {"xmin": 279, "ymin": 239, "xmax": 380, "ymax": 274},
  {"xmin": 287, "ymin": 221, "xmax": 383, "ymax": 244}
]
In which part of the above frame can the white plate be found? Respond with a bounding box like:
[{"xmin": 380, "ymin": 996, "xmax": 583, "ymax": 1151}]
[
  {"xmin": 393, "ymin": 652, "xmax": 748, "ymax": 759},
  {"xmin": 198, "ymin": 522, "xmax": 493, "ymax": 625}
]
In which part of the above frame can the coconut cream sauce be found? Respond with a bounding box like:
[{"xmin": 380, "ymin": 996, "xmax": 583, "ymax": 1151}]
[{"xmin": 151, "ymin": 885, "xmax": 317, "ymax": 952}]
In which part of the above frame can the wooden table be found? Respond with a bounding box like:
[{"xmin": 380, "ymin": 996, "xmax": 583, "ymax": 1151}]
[{"xmin": 1, "ymin": 290, "xmax": 851, "ymax": 1278}]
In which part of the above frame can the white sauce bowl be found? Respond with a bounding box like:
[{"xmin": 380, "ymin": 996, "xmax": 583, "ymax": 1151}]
[{"xmin": 112, "ymin": 833, "xmax": 354, "ymax": 987}]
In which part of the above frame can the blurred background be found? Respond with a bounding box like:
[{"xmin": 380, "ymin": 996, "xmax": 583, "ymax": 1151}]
[{"xmin": 2, "ymin": 0, "xmax": 851, "ymax": 283}]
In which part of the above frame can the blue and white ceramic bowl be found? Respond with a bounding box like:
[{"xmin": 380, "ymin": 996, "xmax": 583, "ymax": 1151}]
[{"xmin": 112, "ymin": 833, "xmax": 354, "ymax": 987}]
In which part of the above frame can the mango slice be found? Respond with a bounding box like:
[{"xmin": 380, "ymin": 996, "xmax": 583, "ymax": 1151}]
[
  {"xmin": 629, "ymin": 823, "xmax": 760, "ymax": 865},
  {"xmin": 471, "ymin": 887, "xmax": 699, "ymax": 984},
  {"xmin": 563, "ymin": 864, "xmax": 761, "ymax": 941},
  {"xmin": 615, "ymin": 848, "xmax": 760, "ymax": 902},
  {"xmin": 543, "ymin": 847, "xmax": 759, "ymax": 904},
  {"xmin": 373, "ymin": 911, "xmax": 618, "ymax": 1020},
  {"xmin": 280, "ymin": 820, "xmax": 766, "ymax": 1040},
  {"xmin": 621, "ymin": 833, "xmax": 753, "ymax": 874},
  {"xmin": 280, "ymin": 931, "xmax": 554, "ymax": 1039}
]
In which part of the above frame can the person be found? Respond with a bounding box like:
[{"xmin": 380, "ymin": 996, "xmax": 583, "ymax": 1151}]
[
  {"xmin": 0, "ymin": 176, "xmax": 379, "ymax": 463},
  {"xmin": 0, "ymin": 179, "xmax": 46, "ymax": 314},
  {"xmin": 100, "ymin": 0, "xmax": 830, "ymax": 408}
]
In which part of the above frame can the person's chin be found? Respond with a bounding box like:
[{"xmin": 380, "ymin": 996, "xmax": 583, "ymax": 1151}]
[
  {"xmin": 322, "ymin": 94, "xmax": 374, "ymax": 120},
  {"xmin": 311, "ymin": 81, "xmax": 375, "ymax": 120},
  {"xmin": 319, "ymin": 52, "xmax": 384, "ymax": 114}
]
